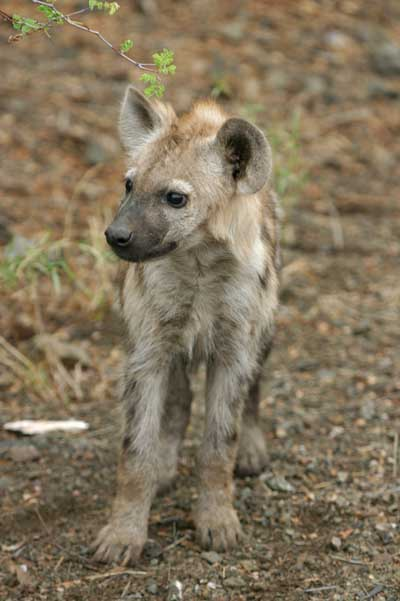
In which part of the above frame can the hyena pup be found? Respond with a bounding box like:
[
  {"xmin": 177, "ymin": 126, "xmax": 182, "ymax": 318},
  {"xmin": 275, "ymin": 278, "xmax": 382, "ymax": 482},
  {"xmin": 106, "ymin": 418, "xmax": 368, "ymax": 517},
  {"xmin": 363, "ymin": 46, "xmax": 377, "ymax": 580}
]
[{"xmin": 93, "ymin": 86, "xmax": 280, "ymax": 565}]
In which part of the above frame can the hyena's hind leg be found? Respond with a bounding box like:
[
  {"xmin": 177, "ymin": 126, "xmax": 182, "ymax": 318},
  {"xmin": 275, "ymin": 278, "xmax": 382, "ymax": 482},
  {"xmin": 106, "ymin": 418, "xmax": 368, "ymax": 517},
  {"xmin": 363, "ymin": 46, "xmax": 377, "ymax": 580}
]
[
  {"xmin": 235, "ymin": 340, "xmax": 272, "ymax": 477},
  {"xmin": 157, "ymin": 355, "xmax": 192, "ymax": 493}
]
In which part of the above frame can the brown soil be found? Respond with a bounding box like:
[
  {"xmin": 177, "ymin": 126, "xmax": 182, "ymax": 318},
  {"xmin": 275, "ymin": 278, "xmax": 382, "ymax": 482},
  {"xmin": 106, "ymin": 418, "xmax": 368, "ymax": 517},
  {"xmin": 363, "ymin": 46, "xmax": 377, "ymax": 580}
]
[{"xmin": 1, "ymin": 1, "xmax": 399, "ymax": 600}]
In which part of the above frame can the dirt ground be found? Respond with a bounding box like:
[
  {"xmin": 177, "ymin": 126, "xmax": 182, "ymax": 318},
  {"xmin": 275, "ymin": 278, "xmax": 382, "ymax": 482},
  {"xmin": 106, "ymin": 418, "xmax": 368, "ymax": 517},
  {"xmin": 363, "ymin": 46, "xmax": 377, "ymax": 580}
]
[{"xmin": 1, "ymin": 1, "xmax": 400, "ymax": 599}]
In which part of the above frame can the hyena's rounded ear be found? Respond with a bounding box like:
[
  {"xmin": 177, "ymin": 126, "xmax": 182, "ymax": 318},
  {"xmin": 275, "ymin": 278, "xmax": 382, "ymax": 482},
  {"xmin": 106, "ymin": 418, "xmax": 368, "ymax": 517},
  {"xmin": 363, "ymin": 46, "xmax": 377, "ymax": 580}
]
[
  {"xmin": 119, "ymin": 86, "xmax": 170, "ymax": 153},
  {"xmin": 216, "ymin": 118, "xmax": 272, "ymax": 195}
]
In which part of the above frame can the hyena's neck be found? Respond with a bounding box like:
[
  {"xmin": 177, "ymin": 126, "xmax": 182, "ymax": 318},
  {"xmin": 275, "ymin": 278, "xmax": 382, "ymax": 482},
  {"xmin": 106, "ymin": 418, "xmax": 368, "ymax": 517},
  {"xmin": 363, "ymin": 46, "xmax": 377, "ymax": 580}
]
[{"xmin": 206, "ymin": 191, "xmax": 266, "ymax": 267}]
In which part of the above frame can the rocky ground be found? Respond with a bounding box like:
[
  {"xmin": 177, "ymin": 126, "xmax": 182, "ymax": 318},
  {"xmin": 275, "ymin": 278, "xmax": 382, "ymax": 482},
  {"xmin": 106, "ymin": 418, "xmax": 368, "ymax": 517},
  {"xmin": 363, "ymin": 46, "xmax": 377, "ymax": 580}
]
[{"xmin": 0, "ymin": 1, "xmax": 399, "ymax": 599}]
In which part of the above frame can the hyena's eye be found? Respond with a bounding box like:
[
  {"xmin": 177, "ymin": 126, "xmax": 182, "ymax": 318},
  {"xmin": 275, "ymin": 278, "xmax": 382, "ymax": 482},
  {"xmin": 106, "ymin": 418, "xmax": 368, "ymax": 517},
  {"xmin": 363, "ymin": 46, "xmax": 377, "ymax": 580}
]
[
  {"xmin": 125, "ymin": 178, "xmax": 133, "ymax": 194},
  {"xmin": 165, "ymin": 191, "xmax": 188, "ymax": 209}
]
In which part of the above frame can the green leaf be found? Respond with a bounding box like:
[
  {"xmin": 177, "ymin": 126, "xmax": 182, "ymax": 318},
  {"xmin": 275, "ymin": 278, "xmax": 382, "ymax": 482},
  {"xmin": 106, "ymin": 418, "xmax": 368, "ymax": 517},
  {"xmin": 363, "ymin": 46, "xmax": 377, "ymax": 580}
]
[
  {"xmin": 152, "ymin": 48, "xmax": 175, "ymax": 75},
  {"xmin": 88, "ymin": 1, "xmax": 120, "ymax": 15},
  {"xmin": 12, "ymin": 14, "xmax": 41, "ymax": 34},
  {"xmin": 37, "ymin": 5, "xmax": 64, "ymax": 24},
  {"xmin": 140, "ymin": 73, "xmax": 165, "ymax": 98},
  {"xmin": 140, "ymin": 73, "xmax": 157, "ymax": 84},
  {"xmin": 120, "ymin": 39, "xmax": 134, "ymax": 53},
  {"xmin": 107, "ymin": 2, "xmax": 120, "ymax": 16}
]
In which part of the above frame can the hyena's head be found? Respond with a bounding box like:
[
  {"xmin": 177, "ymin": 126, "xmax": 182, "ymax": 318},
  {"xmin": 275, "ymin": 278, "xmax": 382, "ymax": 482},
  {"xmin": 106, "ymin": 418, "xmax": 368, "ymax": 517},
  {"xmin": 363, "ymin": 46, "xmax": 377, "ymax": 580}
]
[{"xmin": 105, "ymin": 86, "xmax": 272, "ymax": 262}]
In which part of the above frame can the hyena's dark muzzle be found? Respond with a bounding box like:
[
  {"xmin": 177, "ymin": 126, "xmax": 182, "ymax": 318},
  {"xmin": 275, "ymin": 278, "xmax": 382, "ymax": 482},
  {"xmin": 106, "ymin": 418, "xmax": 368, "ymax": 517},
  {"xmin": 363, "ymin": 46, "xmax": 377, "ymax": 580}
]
[{"xmin": 105, "ymin": 200, "xmax": 176, "ymax": 263}]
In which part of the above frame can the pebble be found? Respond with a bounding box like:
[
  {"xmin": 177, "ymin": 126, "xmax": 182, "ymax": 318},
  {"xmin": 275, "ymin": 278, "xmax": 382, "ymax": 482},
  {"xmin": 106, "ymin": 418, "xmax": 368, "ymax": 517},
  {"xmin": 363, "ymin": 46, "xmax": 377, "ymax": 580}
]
[
  {"xmin": 9, "ymin": 445, "xmax": 40, "ymax": 463},
  {"xmin": 360, "ymin": 399, "xmax": 376, "ymax": 420},
  {"xmin": 368, "ymin": 81, "xmax": 399, "ymax": 99},
  {"xmin": 146, "ymin": 580, "xmax": 158, "ymax": 595},
  {"xmin": 337, "ymin": 471, "xmax": 349, "ymax": 483},
  {"xmin": 370, "ymin": 41, "xmax": 400, "ymax": 76},
  {"xmin": 143, "ymin": 539, "xmax": 163, "ymax": 559},
  {"xmin": 331, "ymin": 536, "xmax": 342, "ymax": 551},
  {"xmin": 218, "ymin": 22, "xmax": 245, "ymax": 42},
  {"xmin": 0, "ymin": 477, "xmax": 14, "ymax": 490},
  {"xmin": 224, "ymin": 576, "xmax": 246, "ymax": 589},
  {"xmin": 304, "ymin": 75, "xmax": 326, "ymax": 95},
  {"xmin": 201, "ymin": 551, "xmax": 222, "ymax": 564},
  {"xmin": 167, "ymin": 580, "xmax": 183, "ymax": 600},
  {"xmin": 85, "ymin": 140, "xmax": 110, "ymax": 165},
  {"xmin": 265, "ymin": 475, "xmax": 295, "ymax": 493},
  {"xmin": 324, "ymin": 30, "xmax": 352, "ymax": 50}
]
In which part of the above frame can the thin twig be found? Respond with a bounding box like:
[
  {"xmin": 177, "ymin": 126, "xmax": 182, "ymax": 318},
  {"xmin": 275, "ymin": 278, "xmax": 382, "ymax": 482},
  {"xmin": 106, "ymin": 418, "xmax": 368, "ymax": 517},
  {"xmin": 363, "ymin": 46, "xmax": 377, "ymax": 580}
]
[
  {"xmin": 328, "ymin": 200, "xmax": 344, "ymax": 250},
  {"xmin": 0, "ymin": 335, "xmax": 34, "ymax": 369},
  {"xmin": 304, "ymin": 585, "xmax": 337, "ymax": 593},
  {"xmin": 0, "ymin": 8, "xmax": 13, "ymax": 23},
  {"xmin": 30, "ymin": 0, "xmax": 157, "ymax": 72},
  {"xmin": 156, "ymin": 534, "xmax": 189, "ymax": 556},
  {"xmin": 61, "ymin": 568, "xmax": 148, "ymax": 587},
  {"xmin": 360, "ymin": 584, "xmax": 385, "ymax": 600},
  {"xmin": 331, "ymin": 554, "xmax": 369, "ymax": 567},
  {"xmin": 66, "ymin": 8, "xmax": 91, "ymax": 19},
  {"xmin": 393, "ymin": 431, "xmax": 399, "ymax": 479}
]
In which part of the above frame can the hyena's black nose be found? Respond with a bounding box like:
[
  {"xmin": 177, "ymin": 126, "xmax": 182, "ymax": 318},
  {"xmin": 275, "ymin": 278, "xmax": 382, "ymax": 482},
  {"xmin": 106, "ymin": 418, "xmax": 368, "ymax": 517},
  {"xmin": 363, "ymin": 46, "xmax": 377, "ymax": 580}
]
[{"xmin": 105, "ymin": 226, "xmax": 133, "ymax": 248}]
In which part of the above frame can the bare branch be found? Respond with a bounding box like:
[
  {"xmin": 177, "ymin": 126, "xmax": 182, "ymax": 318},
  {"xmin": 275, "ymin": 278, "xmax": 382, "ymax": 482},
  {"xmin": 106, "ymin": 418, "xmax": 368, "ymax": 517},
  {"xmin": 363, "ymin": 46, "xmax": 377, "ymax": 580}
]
[{"xmin": 0, "ymin": 9, "xmax": 13, "ymax": 24}]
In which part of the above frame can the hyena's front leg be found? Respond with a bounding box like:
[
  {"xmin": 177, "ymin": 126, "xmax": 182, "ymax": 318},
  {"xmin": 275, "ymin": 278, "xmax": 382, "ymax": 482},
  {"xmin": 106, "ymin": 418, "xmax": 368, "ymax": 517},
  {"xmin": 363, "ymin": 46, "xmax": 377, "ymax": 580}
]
[
  {"xmin": 158, "ymin": 355, "xmax": 192, "ymax": 493},
  {"xmin": 93, "ymin": 367, "xmax": 169, "ymax": 565},
  {"xmin": 194, "ymin": 357, "xmax": 246, "ymax": 551}
]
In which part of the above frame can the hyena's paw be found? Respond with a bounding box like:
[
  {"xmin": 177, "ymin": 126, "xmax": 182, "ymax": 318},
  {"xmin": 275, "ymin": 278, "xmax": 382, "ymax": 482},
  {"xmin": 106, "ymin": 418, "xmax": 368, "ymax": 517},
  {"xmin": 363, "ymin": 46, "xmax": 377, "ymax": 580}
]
[
  {"xmin": 92, "ymin": 519, "xmax": 147, "ymax": 566},
  {"xmin": 235, "ymin": 423, "xmax": 267, "ymax": 477},
  {"xmin": 195, "ymin": 502, "xmax": 242, "ymax": 551}
]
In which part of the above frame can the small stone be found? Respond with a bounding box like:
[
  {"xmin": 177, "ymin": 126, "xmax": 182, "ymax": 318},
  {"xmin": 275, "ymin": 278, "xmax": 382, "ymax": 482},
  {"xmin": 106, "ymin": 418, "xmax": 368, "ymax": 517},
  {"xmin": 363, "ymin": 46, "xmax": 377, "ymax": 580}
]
[
  {"xmin": 167, "ymin": 580, "xmax": 183, "ymax": 601},
  {"xmin": 318, "ymin": 369, "xmax": 336, "ymax": 384},
  {"xmin": 360, "ymin": 400, "xmax": 376, "ymax": 420},
  {"xmin": 84, "ymin": 140, "xmax": 110, "ymax": 165},
  {"xmin": 9, "ymin": 445, "xmax": 40, "ymax": 463},
  {"xmin": 0, "ymin": 476, "xmax": 14, "ymax": 490},
  {"xmin": 368, "ymin": 81, "xmax": 399, "ymax": 99},
  {"xmin": 275, "ymin": 426, "xmax": 287, "ymax": 439},
  {"xmin": 143, "ymin": 539, "xmax": 163, "ymax": 560},
  {"xmin": 370, "ymin": 41, "xmax": 400, "ymax": 76},
  {"xmin": 324, "ymin": 30, "xmax": 351, "ymax": 50},
  {"xmin": 304, "ymin": 75, "xmax": 326, "ymax": 95},
  {"xmin": 253, "ymin": 581, "xmax": 267, "ymax": 591},
  {"xmin": 219, "ymin": 22, "xmax": 245, "ymax": 42},
  {"xmin": 224, "ymin": 576, "xmax": 246, "ymax": 589},
  {"xmin": 146, "ymin": 580, "xmax": 158, "ymax": 595},
  {"xmin": 201, "ymin": 551, "xmax": 222, "ymax": 564},
  {"xmin": 240, "ymin": 487, "xmax": 253, "ymax": 500},
  {"xmin": 331, "ymin": 536, "xmax": 342, "ymax": 551},
  {"xmin": 337, "ymin": 471, "xmax": 349, "ymax": 483},
  {"xmin": 265, "ymin": 69, "xmax": 291, "ymax": 91},
  {"xmin": 240, "ymin": 559, "xmax": 257, "ymax": 571},
  {"xmin": 266, "ymin": 475, "xmax": 295, "ymax": 493},
  {"xmin": 352, "ymin": 320, "xmax": 371, "ymax": 335}
]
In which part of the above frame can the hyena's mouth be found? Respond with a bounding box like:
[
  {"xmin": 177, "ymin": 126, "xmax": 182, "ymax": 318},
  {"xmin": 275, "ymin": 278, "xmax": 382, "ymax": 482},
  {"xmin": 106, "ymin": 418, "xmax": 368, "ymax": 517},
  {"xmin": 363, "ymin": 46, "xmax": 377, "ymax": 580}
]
[{"xmin": 111, "ymin": 241, "xmax": 178, "ymax": 263}]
